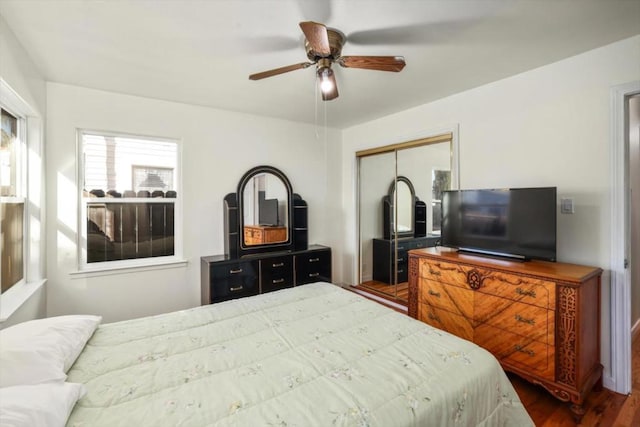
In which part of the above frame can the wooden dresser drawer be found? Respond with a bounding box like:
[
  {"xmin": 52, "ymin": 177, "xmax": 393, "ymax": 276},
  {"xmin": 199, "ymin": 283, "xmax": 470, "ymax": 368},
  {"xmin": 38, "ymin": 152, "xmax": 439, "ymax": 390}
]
[
  {"xmin": 475, "ymin": 324, "xmax": 555, "ymax": 380},
  {"xmin": 419, "ymin": 260, "xmax": 468, "ymax": 288},
  {"xmin": 418, "ymin": 278, "xmax": 473, "ymax": 319},
  {"xmin": 419, "ymin": 303, "xmax": 474, "ymax": 342},
  {"xmin": 243, "ymin": 227, "xmax": 263, "ymax": 244},
  {"xmin": 479, "ymin": 271, "xmax": 556, "ymax": 310},
  {"xmin": 475, "ymin": 293, "xmax": 554, "ymax": 345},
  {"xmin": 261, "ymin": 256, "xmax": 294, "ymax": 293}
]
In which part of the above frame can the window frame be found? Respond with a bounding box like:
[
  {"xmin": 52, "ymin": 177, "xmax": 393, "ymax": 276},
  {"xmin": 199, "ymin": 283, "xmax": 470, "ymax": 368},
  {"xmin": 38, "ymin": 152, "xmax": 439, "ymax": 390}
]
[
  {"xmin": 76, "ymin": 129, "xmax": 183, "ymax": 272},
  {"xmin": 0, "ymin": 105, "xmax": 27, "ymax": 293}
]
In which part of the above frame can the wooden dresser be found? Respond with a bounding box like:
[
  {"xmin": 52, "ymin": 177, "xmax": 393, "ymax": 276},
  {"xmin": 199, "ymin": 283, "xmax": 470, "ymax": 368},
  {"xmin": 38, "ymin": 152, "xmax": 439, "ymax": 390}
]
[
  {"xmin": 243, "ymin": 225, "xmax": 287, "ymax": 245},
  {"xmin": 408, "ymin": 247, "xmax": 602, "ymax": 423}
]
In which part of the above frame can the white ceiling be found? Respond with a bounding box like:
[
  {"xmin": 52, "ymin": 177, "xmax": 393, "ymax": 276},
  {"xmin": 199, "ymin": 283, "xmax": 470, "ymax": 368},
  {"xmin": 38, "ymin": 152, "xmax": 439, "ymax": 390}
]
[{"xmin": 1, "ymin": 0, "xmax": 639, "ymax": 129}]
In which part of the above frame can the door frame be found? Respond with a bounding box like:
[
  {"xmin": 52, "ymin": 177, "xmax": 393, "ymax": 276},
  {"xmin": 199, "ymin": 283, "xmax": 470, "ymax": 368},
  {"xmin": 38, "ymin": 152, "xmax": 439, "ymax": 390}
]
[{"xmin": 609, "ymin": 80, "xmax": 640, "ymax": 394}]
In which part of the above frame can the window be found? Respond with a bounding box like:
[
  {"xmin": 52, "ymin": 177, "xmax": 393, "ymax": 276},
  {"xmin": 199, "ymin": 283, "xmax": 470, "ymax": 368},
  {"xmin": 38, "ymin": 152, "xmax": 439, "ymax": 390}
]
[
  {"xmin": 0, "ymin": 108, "xmax": 25, "ymax": 293},
  {"xmin": 79, "ymin": 131, "xmax": 180, "ymax": 268}
]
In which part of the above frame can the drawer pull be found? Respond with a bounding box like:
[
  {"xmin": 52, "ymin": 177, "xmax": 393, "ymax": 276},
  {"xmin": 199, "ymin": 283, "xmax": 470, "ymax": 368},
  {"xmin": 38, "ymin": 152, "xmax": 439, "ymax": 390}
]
[
  {"xmin": 397, "ymin": 257, "xmax": 405, "ymax": 262},
  {"xmin": 397, "ymin": 269, "xmax": 405, "ymax": 274},
  {"xmin": 229, "ymin": 268, "xmax": 243, "ymax": 274},
  {"xmin": 309, "ymin": 272, "xmax": 320, "ymax": 278},
  {"xmin": 272, "ymin": 278, "xmax": 285, "ymax": 284},
  {"xmin": 230, "ymin": 285, "xmax": 243, "ymax": 292},
  {"xmin": 428, "ymin": 312, "xmax": 441, "ymax": 323},
  {"xmin": 272, "ymin": 262, "xmax": 284, "ymax": 267},
  {"xmin": 515, "ymin": 288, "xmax": 537, "ymax": 298},
  {"xmin": 514, "ymin": 345, "xmax": 535, "ymax": 357},
  {"xmin": 515, "ymin": 314, "xmax": 535, "ymax": 325},
  {"xmin": 429, "ymin": 269, "xmax": 441, "ymax": 276},
  {"xmin": 308, "ymin": 258, "xmax": 320, "ymax": 263},
  {"xmin": 428, "ymin": 289, "xmax": 441, "ymax": 298},
  {"xmin": 397, "ymin": 246, "xmax": 406, "ymax": 251}
]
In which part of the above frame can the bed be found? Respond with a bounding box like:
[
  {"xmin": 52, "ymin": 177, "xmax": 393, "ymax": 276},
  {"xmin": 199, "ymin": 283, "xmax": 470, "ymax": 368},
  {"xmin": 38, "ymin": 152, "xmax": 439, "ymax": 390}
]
[{"xmin": 58, "ymin": 282, "xmax": 531, "ymax": 426}]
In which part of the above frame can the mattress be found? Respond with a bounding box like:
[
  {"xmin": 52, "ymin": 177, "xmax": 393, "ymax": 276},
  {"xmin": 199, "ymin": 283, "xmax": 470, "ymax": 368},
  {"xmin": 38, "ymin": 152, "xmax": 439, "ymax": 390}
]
[{"xmin": 66, "ymin": 282, "xmax": 533, "ymax": 426}]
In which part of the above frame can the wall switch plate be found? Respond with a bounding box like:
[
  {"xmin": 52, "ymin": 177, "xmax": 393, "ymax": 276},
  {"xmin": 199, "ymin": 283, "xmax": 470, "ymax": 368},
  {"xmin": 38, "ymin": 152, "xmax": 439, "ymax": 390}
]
[{"xmin": 560, "ymin": 198, "xmax": 575, "ymax": 214}]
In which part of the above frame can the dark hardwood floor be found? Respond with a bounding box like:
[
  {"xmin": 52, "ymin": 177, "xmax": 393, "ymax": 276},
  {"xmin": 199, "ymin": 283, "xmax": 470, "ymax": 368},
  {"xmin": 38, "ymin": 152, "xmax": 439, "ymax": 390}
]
[
  {"xmin": 349, "ymin": 284, "xmax": 640, "ymax": 426},
  {"xmin": 510, "ymin": 334, "xmax": 639, "ymax": 426}
]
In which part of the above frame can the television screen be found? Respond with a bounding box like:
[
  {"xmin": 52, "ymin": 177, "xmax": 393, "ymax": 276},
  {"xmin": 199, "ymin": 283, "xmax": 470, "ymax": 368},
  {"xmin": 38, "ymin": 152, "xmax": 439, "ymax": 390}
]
[
  {"xmin": 441, "ymin": 187, "xmax": 557, "ymax": 261},
  {"xmin": 259, "ymin": 198, "xmax": 279, "ymax": 226}
]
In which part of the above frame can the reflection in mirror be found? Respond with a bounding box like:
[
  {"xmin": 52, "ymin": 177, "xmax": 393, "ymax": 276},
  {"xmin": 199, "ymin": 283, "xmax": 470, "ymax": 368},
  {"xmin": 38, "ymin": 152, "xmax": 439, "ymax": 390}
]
[
  {"xmin": 242, "ymin": 172, "xmax": 289, "ymax": 246},
  {"xmin": 357, "ymin": 134, "xmax": 455, "ymax": 303},
  {"xmin": 397, "ymin": 142, "xmax": 452, "ymax": 238},
  {"xmin": 431, "ymin": 170, "xmax": 451, "ymax": 235},
  {"xmin": 395, "ymin": 181, "xmax": 412, "ymax": 233}
]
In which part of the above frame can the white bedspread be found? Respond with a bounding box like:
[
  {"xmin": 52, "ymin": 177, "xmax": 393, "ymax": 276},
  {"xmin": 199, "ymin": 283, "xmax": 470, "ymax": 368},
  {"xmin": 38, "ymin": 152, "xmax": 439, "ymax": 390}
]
[{"xmin": 66, "ymin": 282, "xmax": 533, "ymax": 426}]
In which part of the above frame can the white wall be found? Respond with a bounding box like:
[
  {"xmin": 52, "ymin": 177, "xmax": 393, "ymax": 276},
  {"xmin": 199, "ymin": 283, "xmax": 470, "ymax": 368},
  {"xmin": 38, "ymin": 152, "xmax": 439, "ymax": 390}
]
[
  {"xmin": 46, "ymin": 82, "xmax": 340, "ymax": 323},
  {"xmin": 0, "ymin": 15, "xmax": 47, "ymax": 327},
  {"xmin": 337, "ymin": 35, "xmax": 640, "ymax": 387}
]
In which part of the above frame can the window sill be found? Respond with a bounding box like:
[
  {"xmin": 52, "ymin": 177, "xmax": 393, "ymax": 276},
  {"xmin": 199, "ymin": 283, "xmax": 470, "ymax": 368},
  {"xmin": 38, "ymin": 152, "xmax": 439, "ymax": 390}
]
[
  {"xmin": 71, "ymin": 258, "xmax": 188, "ymax": 278},
  {"xmin": 0, "ymin": 279, "xmax": 47, "ymax": 323}
]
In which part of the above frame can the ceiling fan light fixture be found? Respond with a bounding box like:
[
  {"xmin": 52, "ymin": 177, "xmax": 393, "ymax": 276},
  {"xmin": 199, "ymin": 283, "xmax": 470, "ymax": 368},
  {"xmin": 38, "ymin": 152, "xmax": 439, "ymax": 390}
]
[{"xmin": 317, "ymin": 66, "xmax": 334, "ymax": 93}]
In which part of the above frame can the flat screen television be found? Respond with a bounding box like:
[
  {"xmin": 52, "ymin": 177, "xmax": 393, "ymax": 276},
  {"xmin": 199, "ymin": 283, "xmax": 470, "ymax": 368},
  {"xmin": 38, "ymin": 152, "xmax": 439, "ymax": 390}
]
[
  {"xmin": 258, "ymin": 197, "xmax": 279, "ymax": 226},
  {"xmin": 441, "ymin": 187, "xmax": 557, "ymax": 261}
]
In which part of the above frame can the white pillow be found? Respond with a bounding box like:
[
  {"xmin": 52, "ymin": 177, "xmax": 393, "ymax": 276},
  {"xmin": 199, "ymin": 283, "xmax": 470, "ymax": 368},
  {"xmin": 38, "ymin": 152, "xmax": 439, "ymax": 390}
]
[
  {"xmin": 0, "ymin": 382, "xmax": 86, "ymax": 427},
  {"xmin": 0, "ymin": 315, "xmax": 101, "ymax": 387}
]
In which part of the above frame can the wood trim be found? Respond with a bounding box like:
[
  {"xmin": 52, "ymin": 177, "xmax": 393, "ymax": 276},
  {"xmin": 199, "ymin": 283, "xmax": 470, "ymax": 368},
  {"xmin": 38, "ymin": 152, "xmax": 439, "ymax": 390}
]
[{"xmin": 356, "ymin": 132, "xmax": 453, "ymax": 157}]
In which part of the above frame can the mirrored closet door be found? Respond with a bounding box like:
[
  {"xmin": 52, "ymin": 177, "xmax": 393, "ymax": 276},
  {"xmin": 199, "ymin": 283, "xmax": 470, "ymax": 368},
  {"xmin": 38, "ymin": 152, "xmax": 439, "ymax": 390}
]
[{"xmin": 357, "ymin": 133, "xmax": 458, "ymax": 302}]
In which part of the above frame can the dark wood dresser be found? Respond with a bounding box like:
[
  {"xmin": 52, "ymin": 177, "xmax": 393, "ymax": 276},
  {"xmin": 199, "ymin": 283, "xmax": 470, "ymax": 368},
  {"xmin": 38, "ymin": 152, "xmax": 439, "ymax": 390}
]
[
  {"xmin": 201, "ymin": 245, "xmax": 331, "ymax": 304},
  {"xmin": 408, "ymin": 247, "xmax": 602, "ymax": 423},
  {"xmin": 372, "ymin": 236, "xmax": 439, "ymax": 284}
]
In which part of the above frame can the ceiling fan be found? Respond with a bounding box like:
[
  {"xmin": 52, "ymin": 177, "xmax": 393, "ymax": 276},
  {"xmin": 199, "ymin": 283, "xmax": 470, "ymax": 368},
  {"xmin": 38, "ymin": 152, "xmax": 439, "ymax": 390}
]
[{"xmin": 249, "ymin": 21, "xmax": 406, "ymax": 101}]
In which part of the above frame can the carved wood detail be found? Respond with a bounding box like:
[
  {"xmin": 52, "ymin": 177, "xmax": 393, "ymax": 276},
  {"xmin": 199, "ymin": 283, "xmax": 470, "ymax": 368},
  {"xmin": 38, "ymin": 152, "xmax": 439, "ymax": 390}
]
[
  {"xmin": 557, "ymin": 285, "xmax": 577, "ymax": 387},
  {"xmin": 407, "ymin": 257, "xmax": 418, "ymax": 318}
]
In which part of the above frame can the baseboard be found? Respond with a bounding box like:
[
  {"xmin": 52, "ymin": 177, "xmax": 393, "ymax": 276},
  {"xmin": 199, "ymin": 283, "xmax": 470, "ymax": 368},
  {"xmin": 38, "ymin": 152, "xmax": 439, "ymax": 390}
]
[{"xmin": 347, "ymin": 286, "xmax": 408, "ymax": 313}]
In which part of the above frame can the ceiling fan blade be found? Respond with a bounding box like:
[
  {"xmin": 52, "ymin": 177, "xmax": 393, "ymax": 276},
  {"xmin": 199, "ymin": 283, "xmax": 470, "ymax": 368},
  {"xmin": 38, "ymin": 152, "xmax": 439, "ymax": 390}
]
[
  {"xmin": 347, "ymin": 20, "xmax": 483, "ymax": 45},
  {"xmin": 299, "ymin": 21, "xmax": 331, "ymax": 56},
  {"xmin": 320, "ymin": 72, "xmax": 339, "ymax": 101},
  {"xmin": 249, "ymin": 62, "xmax": 313, "ymax": 80},
  {"xmin": 338, "ymin": 56, "xmax": 406, "ymax": 72}
]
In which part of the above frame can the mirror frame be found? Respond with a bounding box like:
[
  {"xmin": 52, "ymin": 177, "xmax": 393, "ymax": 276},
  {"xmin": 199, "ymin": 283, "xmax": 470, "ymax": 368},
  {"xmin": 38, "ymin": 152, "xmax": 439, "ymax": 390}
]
[
  {"xmin": 238, "ymin": 165, "xmax": 293, "ymax": 251},
  {"xmin": 383, "ymin": 175, "xmax": 416, "ymax": 239},
  {"xmin": 223, "ymin": 165, "xmax": 308, "ymax": 259}
]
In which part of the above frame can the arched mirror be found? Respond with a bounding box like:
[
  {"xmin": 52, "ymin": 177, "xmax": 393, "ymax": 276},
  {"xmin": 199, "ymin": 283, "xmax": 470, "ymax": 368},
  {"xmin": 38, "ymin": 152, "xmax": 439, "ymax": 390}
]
[
  {"xmin": 383, "ymin": 176, "xmax": 416, "ymax": 239},
  {"xmin": 223, "ymin": 165, "xmax": 308, "ymax": 259},
  {"xmin": 241, "ymin": 171, "xmax": 289, "ymax": 246}
]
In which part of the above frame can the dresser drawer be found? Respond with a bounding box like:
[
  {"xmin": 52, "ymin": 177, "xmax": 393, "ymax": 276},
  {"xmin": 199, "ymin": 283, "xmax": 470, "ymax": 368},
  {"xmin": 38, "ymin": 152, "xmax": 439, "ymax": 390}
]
[
  {"xmin": 474, "ymin": 293, "xmax": 554, "ymax": 345},
  {"xmin": 210, "ymin": 260, "xmax": 259, "ymax": 302},
  {"xmin": 244, "ymin": 227, "xmax": 263, "ymax": 244},
  {"xmin": 295, "ymin": 249, "xmax": 331, "ymax": 284},
  {"xmin": 418, "ymin": 278, "xmax": 473, "ymax": 319},
  {"xmin": 479, "ymin": 272, "xmax": 556, "ymax": 310},
  {"xmin": 418, "ymin": 304, "xmax": 474, "ymax": 342},
  {"xmin": 475, "ymin": 324, "xmax": 555, "ymax": 380},
  {"xmin": 420, "ymin": 259, "xmax": 556, "ymax": 310},
  {"xmin": 261, "ymin": 256, "xmax": 294, "ymax": 293},
  {"xmin": 419, "ymin": 260, "xmax": 468, "ymax": 288}
]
